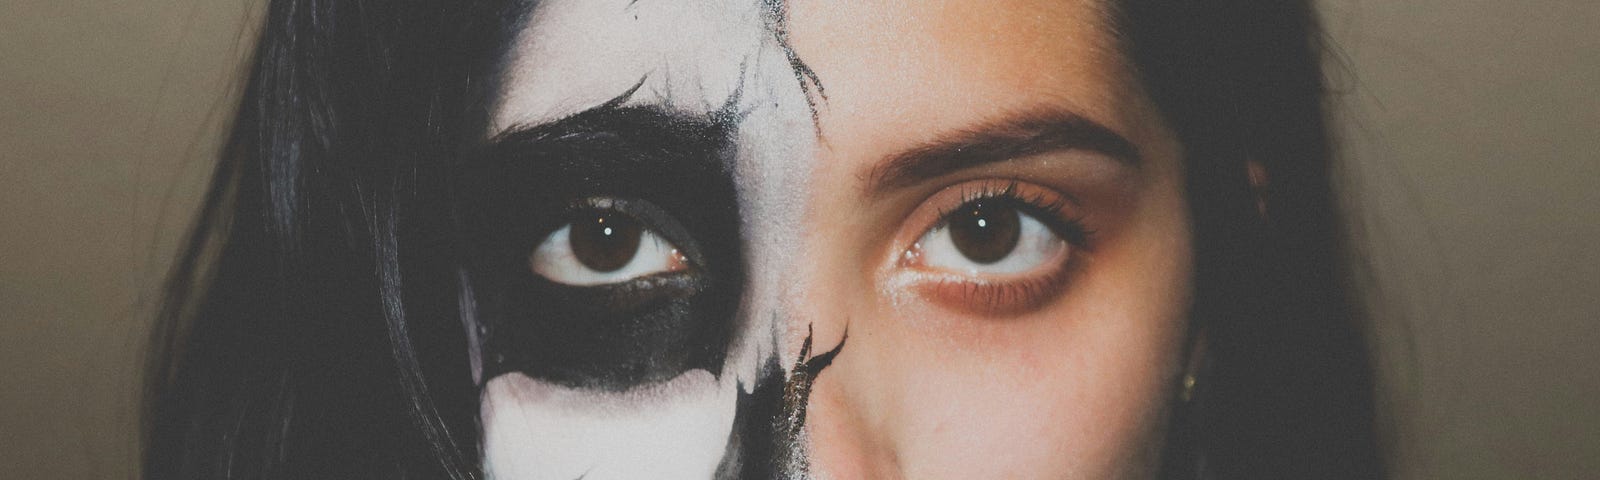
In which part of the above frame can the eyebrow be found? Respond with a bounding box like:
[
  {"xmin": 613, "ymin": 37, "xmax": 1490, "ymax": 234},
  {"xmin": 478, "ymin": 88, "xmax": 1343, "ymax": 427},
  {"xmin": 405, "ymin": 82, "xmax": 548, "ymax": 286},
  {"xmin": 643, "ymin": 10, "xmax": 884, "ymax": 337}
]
[
  {"xmin": 478, "ymin": 101, "xmax": 731, "ymax": 177},
  {"xmin": 864, "ymin": 109, "xmax": 1140, "ymax": 195},
  {"xmin": 458, "ymin": 103, "xmax": 734, "ymax": 232}
]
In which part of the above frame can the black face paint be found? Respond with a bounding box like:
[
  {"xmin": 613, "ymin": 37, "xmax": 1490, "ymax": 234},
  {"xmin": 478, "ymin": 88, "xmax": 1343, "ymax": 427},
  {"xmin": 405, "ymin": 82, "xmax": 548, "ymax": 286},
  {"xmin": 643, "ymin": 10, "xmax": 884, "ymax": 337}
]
[
  {"xmin": 455, "ymin": 105, "xmax": 744, "ymax": 392},
  {"xmin": 716, "ymin": 325, "xmax": 847, "ymax": 479},
  {"xmin": 760, "ymin": 0, "xmax": 828, "ymax": 128}
]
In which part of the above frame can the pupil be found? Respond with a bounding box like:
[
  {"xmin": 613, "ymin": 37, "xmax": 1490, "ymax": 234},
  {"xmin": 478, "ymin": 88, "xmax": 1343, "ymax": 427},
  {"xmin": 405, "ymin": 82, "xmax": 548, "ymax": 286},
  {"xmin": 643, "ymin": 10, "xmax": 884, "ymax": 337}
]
[
  {"xmin": 948, "ymin": 200, "xmax": 1021, "ymax": 264},
  {"xmin": 569, "ymin": 212, "xmax": 643, "ymax": 272}
]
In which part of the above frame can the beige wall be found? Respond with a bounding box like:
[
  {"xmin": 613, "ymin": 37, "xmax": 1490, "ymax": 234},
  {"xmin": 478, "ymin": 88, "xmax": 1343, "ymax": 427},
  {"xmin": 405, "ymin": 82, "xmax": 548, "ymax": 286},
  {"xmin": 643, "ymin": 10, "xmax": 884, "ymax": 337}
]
[
  {"xmin": 1, "ymin": 1, "xmax": 1594, "ymax": 478},
  {"xmin": 0, "ymin": 1, "xmax": 260, "ymax": 478},
  {"xmin": 1322, "ymin": 1, "xmax": 1600, "ymax": 477}
]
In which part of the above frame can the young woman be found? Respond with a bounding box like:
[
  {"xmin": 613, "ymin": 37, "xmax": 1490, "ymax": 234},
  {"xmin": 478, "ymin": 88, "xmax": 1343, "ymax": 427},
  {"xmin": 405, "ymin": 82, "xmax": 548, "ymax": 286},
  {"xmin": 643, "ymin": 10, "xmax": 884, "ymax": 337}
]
[{"xmin": 144, "ymin": 0, "xmax": 1384, "ymax": 478}]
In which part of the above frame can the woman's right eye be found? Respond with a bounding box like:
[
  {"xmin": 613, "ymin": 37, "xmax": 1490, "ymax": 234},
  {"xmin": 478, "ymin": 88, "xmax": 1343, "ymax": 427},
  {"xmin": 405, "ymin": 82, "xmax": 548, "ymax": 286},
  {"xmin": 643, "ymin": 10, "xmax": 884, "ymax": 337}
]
[
  {"xmin": 887, "ymin": 180, "xmax": 1093, "ymax": 315},
  {"xmin": 916, "ymin": 198, "xmax": 1070, "ymax": 276},
  {"xmin": 529, "ymin": 210, "xmax": 688, "ymax": 286}
]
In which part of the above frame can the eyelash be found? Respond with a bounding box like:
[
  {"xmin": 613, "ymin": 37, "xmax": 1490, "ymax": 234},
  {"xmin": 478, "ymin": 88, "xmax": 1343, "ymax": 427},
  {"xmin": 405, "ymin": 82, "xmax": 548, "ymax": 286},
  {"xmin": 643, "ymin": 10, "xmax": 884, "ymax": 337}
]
[
  {"xmin": 933, "ymin": 181, "xmax": 1094, "ymax": 248},
  {"xmin": 557, "ymin": 197, "xmax": 703, "ymax": 263},
  {"xmin": 900, "ymin": 180, "xmax": 1095, "ymax": 316}
]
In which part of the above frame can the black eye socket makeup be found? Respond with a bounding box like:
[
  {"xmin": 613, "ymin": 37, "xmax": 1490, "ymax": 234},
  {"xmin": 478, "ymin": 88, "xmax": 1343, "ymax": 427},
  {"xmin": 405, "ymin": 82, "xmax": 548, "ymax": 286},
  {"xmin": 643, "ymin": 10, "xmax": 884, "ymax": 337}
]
[{"xmin": 454, "ymin": 105, "xmax": 744, "ymax": 392}]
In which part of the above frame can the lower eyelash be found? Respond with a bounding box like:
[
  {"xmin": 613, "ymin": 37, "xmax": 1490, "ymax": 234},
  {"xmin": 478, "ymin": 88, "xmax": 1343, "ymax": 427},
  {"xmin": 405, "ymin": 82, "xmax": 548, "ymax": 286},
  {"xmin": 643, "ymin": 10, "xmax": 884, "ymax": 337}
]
[{"xmin": 920, "ymin": 265, "xmax": 1074, "ymax": 316}]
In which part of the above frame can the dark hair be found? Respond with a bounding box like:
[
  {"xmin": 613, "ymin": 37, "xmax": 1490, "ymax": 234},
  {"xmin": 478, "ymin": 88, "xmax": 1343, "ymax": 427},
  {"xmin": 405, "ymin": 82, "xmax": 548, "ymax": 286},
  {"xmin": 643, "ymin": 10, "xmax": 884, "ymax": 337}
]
[
  {"xmin": 144, "ymin": 1, "xmax": 1383, "ymax": 479},
  {"xmin": 1117, "ymin": 0, "xmax": 1384, "ymax": 478}
]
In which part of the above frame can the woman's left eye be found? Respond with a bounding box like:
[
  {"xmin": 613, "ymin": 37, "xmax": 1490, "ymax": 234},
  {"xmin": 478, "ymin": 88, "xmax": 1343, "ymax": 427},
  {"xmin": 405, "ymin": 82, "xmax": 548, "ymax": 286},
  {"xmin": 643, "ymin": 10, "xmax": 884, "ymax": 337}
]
[
  {"xmin": 914, "ymin": 198, "xmax": 1070, "ymax": 276},
  {"xmin": 529, "ymin": 210, "xmax": 688, "ymax": 286}
]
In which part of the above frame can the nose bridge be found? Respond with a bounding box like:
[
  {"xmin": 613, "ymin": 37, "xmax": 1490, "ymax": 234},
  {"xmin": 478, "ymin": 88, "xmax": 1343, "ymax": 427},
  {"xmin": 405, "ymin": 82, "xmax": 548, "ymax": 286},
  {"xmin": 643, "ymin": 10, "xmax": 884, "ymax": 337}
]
[
  {"xmin": 720, "ymin": 38, "xmax": 875, "ymax": 478},
  {"xmin": 730, "ymin": 131, "xmax": 877, "ymax": 480},
  {"xmin": 726, "ymin": 117, "xmax": 905, "ymax": 478},
  {"xmin": 722, "ymin": 29, "xmax": 829, "ymax": 370}
]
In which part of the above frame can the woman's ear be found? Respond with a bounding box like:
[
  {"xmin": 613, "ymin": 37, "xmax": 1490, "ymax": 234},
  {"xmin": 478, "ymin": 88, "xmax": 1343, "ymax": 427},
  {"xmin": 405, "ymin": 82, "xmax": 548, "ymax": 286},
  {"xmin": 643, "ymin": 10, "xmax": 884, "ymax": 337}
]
[{"xmin": 1246, "ymin": 159, "xmax": 1270, "ymax": 220}]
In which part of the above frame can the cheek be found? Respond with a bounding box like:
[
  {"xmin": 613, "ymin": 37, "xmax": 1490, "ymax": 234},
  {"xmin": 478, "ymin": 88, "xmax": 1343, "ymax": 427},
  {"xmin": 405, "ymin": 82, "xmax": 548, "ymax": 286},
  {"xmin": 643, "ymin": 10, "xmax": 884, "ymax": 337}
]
[
  {"xmin": 799, "ymin": 171, "xmax": 1193, "ymax": 479},
  {"xmin": 806, "ymin": 287, "xmax": 1188, "ymax": 479}
]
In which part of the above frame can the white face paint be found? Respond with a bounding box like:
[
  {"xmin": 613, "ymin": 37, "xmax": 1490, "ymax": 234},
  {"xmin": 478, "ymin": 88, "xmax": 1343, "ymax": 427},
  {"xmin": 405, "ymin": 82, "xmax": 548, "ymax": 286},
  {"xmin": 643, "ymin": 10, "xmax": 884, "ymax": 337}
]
[
  {"xmin": 483, "ymin": 0, "xmax": 818, "ymax": 478},
  {"xmin": 481, "ymin": 371, "xmax": 737, "ymax": 480}
]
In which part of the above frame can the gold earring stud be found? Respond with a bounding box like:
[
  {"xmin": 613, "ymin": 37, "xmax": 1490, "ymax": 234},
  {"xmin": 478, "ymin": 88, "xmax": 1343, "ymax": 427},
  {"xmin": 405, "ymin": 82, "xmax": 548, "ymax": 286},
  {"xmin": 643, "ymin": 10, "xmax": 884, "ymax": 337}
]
[
  {"xmin": 1247, "ymin": 160, "xmax": 1270, "ymax": 220},
  {"xmin": 1180, "ymin": 373, "xmax": 1197, "ymax": 403}
]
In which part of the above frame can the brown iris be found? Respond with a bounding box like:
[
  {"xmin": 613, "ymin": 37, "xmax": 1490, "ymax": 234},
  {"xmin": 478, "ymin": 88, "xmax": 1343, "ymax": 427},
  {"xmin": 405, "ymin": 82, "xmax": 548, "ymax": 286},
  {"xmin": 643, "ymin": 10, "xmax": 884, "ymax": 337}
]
[
  {"xmin": 948, "ymin": 200, "xmax": 1021, "ymax": 264},
  {"xmin": 569, "ymin": 212, "xmax": 643, "ymax": 272}
]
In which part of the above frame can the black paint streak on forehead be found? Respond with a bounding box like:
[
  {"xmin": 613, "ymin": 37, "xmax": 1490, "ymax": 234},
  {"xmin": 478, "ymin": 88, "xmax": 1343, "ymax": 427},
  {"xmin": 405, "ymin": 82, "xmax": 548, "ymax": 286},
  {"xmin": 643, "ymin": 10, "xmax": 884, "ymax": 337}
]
[
  {"xmin": 546, "ymin": 2, "xmax": 803, "ymax": 132},
  {"xmin": 761, "ymin": 0, "xmax": 827, "ymax": 130},
  {"xmin": 712, "ymin": 56, "xmax": 757, "ymax": 129},
  {"xmin": 455, "ymin": 104, "xmax": 746, "ymax": 392},
  {"xmin": 595, "ymin": 74, "xmax": 650, "ymax": 112}
]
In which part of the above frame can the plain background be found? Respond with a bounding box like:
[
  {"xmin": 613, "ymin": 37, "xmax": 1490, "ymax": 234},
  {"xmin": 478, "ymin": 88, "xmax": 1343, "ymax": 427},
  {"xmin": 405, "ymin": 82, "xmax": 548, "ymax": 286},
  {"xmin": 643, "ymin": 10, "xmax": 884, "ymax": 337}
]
[{"xmin": 1, "ymin": 0, "xmax": 1595, "ymax": 478}]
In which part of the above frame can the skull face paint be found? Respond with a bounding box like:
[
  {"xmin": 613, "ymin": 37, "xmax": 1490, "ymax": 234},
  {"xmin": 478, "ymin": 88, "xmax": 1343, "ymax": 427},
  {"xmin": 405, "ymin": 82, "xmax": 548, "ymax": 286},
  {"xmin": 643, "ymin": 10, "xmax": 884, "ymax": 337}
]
[
  {"xmin": 462, "ymin": 0, "xmax": 1198, "ymax": 479},
  {"xmin": 460, "ymin": 0, "xmax": 824, "ymax": 479}
]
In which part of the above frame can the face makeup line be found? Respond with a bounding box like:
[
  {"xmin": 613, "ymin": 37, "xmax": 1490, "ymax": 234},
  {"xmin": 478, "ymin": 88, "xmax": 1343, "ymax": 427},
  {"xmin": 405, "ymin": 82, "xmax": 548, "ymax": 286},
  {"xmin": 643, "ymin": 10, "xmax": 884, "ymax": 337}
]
[
  {"xmin": 468, "ymin": 0, "xmax": 843, "ymax": 478},
  {"xmin": 457, "ymin": 100, "xmax": 848, "ymax": 479},
  {"xmin": 466, "ymin": 1, "xmax": 1169, "ymax": 479}
]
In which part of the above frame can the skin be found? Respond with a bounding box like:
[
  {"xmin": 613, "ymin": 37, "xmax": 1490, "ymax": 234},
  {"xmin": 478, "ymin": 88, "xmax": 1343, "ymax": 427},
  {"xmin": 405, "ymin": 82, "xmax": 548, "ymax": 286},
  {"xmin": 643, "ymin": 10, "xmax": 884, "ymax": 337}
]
[
  {"xmin": 484, "ymin": 0, "xmax": 1194, "ymax": 478},
  {"xmin": 785, "ymin": 1, "xmax": 1193, "ymax": 478}
]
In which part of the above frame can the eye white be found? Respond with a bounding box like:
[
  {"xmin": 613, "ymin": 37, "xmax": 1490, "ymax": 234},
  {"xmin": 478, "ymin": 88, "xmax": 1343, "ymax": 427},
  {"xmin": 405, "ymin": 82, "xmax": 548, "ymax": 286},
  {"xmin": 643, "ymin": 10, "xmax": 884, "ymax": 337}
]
[
  {"xmin": 529, "ymin": 224, "xmax": 683, "ymax": 286},
  {"xmin": 916, "ymin": 211, "xmax": 1068, "ymax": 276}
]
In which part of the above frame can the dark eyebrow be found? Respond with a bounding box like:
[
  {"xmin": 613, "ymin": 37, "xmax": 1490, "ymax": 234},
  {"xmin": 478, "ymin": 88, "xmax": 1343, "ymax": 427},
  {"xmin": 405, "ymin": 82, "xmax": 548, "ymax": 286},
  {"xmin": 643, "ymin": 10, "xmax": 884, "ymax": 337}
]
[
  {"xmin": 457, "ymin": 102, "xmax": 734, "ymax": 228},
  {"xmin": 475, "ymin": 101, "xmax": 731, "ymax": 177},
  {"xmin": 864, "ymin": 109, "xmax": 1140, "ymax": 194}
]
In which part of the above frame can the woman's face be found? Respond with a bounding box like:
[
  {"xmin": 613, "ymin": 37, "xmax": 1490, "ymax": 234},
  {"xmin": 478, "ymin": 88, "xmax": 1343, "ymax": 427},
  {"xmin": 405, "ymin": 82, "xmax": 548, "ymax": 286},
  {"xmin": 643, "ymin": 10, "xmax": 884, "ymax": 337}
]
[{"xmin": 467, "ymin": 0, "xmax": 1193, "ymax": 478}]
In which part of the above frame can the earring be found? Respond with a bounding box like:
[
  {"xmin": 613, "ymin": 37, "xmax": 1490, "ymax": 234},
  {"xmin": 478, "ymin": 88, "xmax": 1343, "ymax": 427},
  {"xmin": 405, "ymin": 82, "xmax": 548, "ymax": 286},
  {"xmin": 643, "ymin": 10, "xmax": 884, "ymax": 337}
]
[
  {"xmin": 1247, "ymin": 160, "xmax": 1270, "ymax": 220},
  {"xmin": 1180, "ymin": 372, "xmax": 1198, "ymax": 403}
]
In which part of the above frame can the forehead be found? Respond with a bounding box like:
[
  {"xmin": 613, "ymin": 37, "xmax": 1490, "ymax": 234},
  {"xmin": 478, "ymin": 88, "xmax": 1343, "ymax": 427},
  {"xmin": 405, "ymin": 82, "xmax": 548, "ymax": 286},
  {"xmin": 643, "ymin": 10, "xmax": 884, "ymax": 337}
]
[
  {"xmin": 491, "ymin": 0, "xmax": 776, "ymax": 132},
  {"xmin": 490, "ymin": 0, "xmax": 1140, "ymax": 136},
  {"xmin": 784, "ymin": 0, "xmax": 1152, "ymax": 157}
]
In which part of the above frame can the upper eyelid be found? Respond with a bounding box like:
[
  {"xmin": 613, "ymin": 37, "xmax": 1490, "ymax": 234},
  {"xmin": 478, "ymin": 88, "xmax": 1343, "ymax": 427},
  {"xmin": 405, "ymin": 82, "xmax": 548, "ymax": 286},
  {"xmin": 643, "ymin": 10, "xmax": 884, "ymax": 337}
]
[
  {"xmin": 929, "ymin": 184, "xmax": 1093, "ymax": 246},
  {"xmin": 557, "ymin": 196, "xmax": 706, "ymax": 267}
]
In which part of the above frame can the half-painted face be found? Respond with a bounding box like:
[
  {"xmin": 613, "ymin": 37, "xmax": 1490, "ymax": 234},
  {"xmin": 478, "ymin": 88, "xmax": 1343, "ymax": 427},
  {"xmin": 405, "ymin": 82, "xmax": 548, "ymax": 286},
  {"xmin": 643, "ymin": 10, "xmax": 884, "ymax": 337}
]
[{"xmin": 457, "ymin": 0, "xmax": 1192, "ymax": 478}]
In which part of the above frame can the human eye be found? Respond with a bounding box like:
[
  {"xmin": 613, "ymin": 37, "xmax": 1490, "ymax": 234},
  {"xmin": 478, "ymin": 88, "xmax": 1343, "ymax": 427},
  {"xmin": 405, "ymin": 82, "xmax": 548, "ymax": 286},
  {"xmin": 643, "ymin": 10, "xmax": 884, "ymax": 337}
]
[
  {"xmin": 453, "ymin": 107, "xmax": 748, "ymax": 391},
  {"xmin": 895, "ymin": 180, "xmax": 1092, "ymax": 315},
  {"xmin": 465, "ymin": 193, "xmax": 734, "ymax": 391},
  {"xmin": 530, "ymin": 198, "xmax": 690, "ymax": 286}
]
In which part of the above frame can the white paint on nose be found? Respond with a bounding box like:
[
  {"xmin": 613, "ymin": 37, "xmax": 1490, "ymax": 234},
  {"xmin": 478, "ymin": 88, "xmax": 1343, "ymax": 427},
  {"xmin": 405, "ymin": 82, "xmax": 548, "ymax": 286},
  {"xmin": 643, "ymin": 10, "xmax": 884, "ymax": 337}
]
[{"xmin": 481, "ymin": 371, "xmax": 739, "ymax": 480}]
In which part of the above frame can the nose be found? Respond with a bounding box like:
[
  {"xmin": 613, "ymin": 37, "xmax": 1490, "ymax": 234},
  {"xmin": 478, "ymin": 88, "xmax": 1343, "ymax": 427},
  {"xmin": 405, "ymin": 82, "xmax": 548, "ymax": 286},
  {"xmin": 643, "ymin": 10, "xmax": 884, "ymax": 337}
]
[
  {"xmin": 727, "ymin": 215, "xmax": 907, "ymax": 479},
  {"xmin": 782, "ymin": 327, "xmax": 904, "ymax": 480}
]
